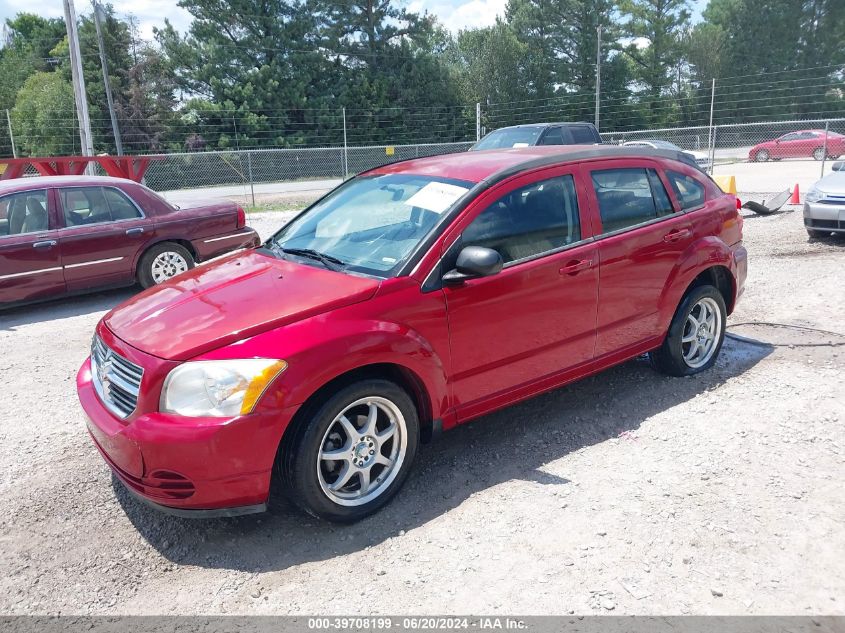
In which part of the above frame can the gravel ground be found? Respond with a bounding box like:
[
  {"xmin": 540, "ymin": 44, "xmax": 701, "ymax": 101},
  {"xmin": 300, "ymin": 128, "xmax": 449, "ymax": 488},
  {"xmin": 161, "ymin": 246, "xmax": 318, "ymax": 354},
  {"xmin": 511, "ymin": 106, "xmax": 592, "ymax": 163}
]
[{"xmin": 1, "ymin": 203, "xmax": 843, "ymax": 616}]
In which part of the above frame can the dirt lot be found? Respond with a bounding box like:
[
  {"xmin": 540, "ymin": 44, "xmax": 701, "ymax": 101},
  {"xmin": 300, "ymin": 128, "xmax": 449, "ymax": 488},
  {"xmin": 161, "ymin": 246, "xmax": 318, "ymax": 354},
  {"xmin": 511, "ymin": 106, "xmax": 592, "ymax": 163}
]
[{"xmin": 1, "ymin": 203, "xmax": 843, "ymax": 616}]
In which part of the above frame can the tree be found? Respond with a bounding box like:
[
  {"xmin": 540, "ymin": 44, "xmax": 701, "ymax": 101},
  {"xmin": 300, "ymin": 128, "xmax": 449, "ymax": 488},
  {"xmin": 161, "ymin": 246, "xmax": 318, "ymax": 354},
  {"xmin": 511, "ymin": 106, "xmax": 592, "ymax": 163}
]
[
  {"xmin": 620, "ymin": 0, "xmax": 691, "ymax": 124},
  {"xmin": 156, "ymin": 0, "xmax": 330, "ymax": 148},
  {"xmin": 448, "ymin": 20, "xmax": 530, "ymax": 109},
  {"xmin": 11, "ymin": 71, "xmax": 77, "ymax": 156}
]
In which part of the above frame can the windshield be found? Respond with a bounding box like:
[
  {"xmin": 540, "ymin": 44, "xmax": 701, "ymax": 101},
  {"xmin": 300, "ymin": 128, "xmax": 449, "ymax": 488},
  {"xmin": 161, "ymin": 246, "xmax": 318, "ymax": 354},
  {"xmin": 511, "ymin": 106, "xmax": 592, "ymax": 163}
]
[
  {"xmin": 472, "ymin": 127, "xmax": 543, "ymax": 150},
  {"xmin": 269, "ymin": 174, "xmax": 473, "ymax": 277}
]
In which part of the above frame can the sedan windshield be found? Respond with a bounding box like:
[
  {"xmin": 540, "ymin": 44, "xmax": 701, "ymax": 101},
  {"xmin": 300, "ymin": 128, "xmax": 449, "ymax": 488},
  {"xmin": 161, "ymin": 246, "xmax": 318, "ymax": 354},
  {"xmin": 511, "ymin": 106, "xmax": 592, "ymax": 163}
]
[
  {"xmin": 269, "ymin": 174, "xmax": 473, "ymax": 277},
  {"xmin": 472, "ymin": 127, "xmax": 543, "ymax": 150}
]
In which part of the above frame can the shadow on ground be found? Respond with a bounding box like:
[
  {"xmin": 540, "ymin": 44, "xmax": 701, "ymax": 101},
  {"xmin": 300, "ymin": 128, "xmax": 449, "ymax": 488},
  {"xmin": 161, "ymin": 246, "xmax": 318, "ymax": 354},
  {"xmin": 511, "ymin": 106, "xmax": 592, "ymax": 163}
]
[
  {"xmin": 115, "ymin": 335, "xmax": 773, "ymax": 573},
  {"xmin": 0, "ymin": 287, "xmax": 136, "ymax": 331}
]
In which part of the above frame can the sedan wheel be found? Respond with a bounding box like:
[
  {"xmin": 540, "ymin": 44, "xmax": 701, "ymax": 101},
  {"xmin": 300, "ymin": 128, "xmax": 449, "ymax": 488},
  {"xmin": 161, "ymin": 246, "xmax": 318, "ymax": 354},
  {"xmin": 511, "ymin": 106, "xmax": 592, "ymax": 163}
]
[
  {"xmin": 137, "ymin": 242, "xmax": 196, "ymax": 288},
  {"xmin": 151, "ymin": 251, "xmax": 189, "ymax": 284},
  {"xmin": 813, "ymin": 147, "xmax": 825, "ymax": 161},
  {"xmin": 755, "ymin": 149, "xmax": 770, "ymax": 162}
]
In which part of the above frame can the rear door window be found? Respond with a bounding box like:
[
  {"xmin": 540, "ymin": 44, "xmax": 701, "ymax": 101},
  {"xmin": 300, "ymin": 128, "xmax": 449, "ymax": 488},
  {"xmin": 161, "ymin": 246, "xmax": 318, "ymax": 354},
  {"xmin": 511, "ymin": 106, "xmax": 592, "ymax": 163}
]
[
  {"xmin": 591, "ymin": 168, "xmax": 674, "ymax": 233},
  {"xmin": 61, "ymin": 187, "xmax": 112, "ymax": 226},
  {"xmin": 570, "ymin": 126, "xmax": 597, "ymax": 144},
  {"xmin": 539, "ymin": 127, "xmax": 566, "ymax": 145},
  {"xmin": 103, "ymin": 188, "xmax": 143, "ymax": 220}
]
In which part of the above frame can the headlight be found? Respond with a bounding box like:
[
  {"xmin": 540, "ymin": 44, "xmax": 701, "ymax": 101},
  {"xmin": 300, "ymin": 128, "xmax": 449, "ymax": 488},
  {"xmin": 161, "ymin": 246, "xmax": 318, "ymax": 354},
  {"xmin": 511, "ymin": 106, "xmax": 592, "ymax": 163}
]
[
  {"xmin": 805, "ymin": 189, "xmax": 823, "ymax": 203},
  {"xmin": 160, "ymin": 359, "xmax": 287, "ymax": 417}
]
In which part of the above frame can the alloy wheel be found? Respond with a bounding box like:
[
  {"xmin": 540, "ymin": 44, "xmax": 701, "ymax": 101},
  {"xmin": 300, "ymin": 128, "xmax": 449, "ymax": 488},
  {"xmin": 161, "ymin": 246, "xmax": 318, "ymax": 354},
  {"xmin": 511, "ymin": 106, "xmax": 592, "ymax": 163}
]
[
  {"xmin": 317, "ymin": 396, "xmax": 407, "ymax": 507},
  {"xmin": 681, "ymin": 297, "xmax": 723, "ymax": 369}
]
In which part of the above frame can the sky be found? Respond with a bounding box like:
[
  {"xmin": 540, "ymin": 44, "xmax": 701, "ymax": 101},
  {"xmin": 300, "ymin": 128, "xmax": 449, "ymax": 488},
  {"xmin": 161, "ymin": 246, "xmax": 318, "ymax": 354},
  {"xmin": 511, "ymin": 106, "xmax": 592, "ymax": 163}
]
[{"xmin": 0, "ymin": 0, "xmax": 708, "ymax": 41}]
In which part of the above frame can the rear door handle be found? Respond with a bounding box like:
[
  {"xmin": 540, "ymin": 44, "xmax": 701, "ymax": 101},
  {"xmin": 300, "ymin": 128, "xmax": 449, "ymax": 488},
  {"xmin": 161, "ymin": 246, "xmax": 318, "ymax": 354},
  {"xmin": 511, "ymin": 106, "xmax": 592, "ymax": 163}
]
[
  {"xmin": 663, "ymin": 228, "xmax": 691, "ymax": 243},
  {"xmin": 32, "ymin": 240, "xmax": 57, "ymax": 249},
  {"xmin": 559, "ymin": 259, "xmax": 593, "ymax": 275},
  {"xmin": 125, "ymin": 227, "xmax": 144, "ymax": 236}
]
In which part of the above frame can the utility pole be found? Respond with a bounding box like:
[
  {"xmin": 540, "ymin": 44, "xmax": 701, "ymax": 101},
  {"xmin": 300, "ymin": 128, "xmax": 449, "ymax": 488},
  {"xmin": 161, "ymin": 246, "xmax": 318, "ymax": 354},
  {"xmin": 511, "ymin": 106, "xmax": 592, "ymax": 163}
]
[
  {"xmin": 708, "ymin": 78, "xmax": 716, "ymax": 173},
  {"xmin": 6, "ymin": 109, "xmax": 17, "ymax": 158},
  {"xmin": 476, "ymin": 102, "xmax": 481, "ymax": 141},
  {"xmin": 93, "ymin": 0, "xmax": 122, "ymax": 155},
  {"xmin": 62, "ymin": 0, "xmax": 94, "ymax": 160},
  {"xmin": 342, "ymin": 107, "xmax": 348, "ymax": 179},
  {"xmin": 595, "ymin": 25, "xmax": 602, "ymax": 130}
]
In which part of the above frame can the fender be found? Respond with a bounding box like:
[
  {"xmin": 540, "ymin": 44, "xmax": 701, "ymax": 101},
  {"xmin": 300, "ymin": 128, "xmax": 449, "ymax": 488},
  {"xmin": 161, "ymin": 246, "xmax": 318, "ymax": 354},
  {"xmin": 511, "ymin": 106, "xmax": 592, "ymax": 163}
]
[
  {"xmin": 657, "ymin": 235, "xmax": 736, "ymax": 331},
  {"xmin": 199, "ymin": 310, "xmax": 451, "ymax": 425}
]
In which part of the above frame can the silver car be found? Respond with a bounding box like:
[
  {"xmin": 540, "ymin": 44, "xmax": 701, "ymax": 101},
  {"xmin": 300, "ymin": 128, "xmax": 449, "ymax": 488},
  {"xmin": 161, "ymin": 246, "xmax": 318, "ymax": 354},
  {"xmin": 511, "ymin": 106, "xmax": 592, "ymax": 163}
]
[{"xmin": 804, "ymin": 163, "xmax": 845, "ymax": 237}]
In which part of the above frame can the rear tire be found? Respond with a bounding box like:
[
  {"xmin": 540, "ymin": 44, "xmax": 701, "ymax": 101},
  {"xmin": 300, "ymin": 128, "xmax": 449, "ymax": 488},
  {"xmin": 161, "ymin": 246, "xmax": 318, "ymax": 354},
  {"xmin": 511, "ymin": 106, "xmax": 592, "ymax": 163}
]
[
  {"xmin": 137, "ymin": 242, "xmax": 195, "ymax": 288},
  {"xmin": 813, "ymin": 147, "xmax": 825, "ymax": 161},
  {"xmin": 650, "ymin": 285, "xmax": 727, "ymax": 377},
  {"xmin": 279, "ymin": 379, "xmax": 419, "ymax": 522}
]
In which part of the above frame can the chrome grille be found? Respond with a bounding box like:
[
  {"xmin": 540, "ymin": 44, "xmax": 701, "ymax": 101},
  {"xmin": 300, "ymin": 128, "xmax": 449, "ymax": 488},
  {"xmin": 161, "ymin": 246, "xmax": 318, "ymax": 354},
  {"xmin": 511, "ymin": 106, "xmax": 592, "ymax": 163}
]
[{"xmin": 91, "ymin": 335, "xmax": 143, "ymax": 419}]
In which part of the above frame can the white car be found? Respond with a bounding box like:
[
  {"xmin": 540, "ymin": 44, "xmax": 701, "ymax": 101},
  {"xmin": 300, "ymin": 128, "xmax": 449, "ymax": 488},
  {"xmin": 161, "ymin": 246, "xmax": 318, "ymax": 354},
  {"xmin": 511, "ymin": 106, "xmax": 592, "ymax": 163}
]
[
  {"xmin": 622, "ymin": 140, "xmax": 711, "ymax": 171},
  {"xmin": 804, "ymin": 162, "xmax": 845, "ymax": 238}
]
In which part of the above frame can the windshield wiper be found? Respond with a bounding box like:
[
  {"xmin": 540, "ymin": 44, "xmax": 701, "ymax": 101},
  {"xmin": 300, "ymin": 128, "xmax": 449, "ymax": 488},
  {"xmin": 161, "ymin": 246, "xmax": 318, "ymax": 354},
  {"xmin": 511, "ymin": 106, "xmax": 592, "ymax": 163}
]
[{"xmin": 276, "ymin": 247, "xmax": 346, "ymax": 271}]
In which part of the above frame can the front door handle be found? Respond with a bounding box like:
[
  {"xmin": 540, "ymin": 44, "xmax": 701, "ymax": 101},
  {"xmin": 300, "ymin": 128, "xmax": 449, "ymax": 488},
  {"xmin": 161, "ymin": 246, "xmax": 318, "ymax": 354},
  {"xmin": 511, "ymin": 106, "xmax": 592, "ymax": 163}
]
[
  {"xmin": 32, "ymin": 240, "xmax": 57, "ymax": 249},
  {"xmin": 125, "ymin": 227, "xmax": 144, "ymax": 236},
  {"xmin": 663, "ymin": 228, "xmax": 691, "ymax": 243},
  {"xmin": 559, "ymin": 259, "xmax": 593, "ymax": 275}
]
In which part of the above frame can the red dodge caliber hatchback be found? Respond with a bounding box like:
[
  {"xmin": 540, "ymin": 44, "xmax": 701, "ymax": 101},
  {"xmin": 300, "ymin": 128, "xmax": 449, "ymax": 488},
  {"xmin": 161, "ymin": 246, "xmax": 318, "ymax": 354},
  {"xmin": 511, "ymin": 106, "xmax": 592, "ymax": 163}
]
[{"xmin": 78, "ymin": 147, "xmax": 747, "ymax": 522}]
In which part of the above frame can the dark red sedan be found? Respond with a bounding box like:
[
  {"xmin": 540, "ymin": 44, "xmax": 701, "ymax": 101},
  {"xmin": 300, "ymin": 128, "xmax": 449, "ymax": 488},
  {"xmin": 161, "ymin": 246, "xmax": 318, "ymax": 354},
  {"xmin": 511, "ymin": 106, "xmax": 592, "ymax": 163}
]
[
  {"xmin": 78, "ymin": 146, "xmax": 747, "ymax": 522},
  {"xmin": 0, "ymin": 175, "xmax": 259, "ymax": 308}
]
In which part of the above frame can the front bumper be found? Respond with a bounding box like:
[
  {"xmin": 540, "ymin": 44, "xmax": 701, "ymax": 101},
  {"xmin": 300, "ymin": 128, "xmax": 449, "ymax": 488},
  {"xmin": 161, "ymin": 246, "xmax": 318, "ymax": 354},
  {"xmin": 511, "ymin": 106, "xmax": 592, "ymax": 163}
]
[
  {"xmin": 78, "ymin": 353, "xmax": 298, "ymax": 516},
  {"xmin": 804, "ymin": 201, "xmax": 845, "ymax": 233}
]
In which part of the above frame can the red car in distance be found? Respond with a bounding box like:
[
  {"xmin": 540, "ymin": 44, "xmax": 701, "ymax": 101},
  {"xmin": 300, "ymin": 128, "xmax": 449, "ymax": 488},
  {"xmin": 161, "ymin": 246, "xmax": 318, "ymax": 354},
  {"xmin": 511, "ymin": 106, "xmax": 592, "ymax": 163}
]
[
  {"xmin": 77, "ymin": 146, "xmax": 747, "ymax": 523},
  {"xmin": 748, "ymin": 129, "xmax": 845, "ymax": 162},
  {"xmin": 0, "ymin": 175, "xmax": 259, "ymax": 308}
]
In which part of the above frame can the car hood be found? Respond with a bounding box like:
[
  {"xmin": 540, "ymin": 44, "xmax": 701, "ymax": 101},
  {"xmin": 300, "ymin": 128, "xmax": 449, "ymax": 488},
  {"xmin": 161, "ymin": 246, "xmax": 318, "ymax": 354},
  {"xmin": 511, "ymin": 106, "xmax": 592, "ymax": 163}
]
[
  {"xmin": 812, "ymin": 172, "xmax": 845, "ymax": 195},
  {"xmin": 104, "ymin": 250, "xmax": 380, "ymax": 361}
]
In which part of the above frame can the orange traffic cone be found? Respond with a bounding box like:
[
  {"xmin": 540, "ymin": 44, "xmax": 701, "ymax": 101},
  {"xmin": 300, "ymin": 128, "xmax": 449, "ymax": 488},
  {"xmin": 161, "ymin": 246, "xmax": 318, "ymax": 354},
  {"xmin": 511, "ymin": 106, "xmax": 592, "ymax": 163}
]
[{"xmin": 790, "ymin": 183, "xmax": 800, "ymax": 204}]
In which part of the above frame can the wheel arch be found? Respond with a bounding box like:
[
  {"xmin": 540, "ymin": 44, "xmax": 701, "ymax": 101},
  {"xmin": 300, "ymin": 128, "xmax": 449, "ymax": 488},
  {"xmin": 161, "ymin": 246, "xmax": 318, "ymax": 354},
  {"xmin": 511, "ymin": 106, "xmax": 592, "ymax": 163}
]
[
  {"xmin": 659, "ymin": 237, "xmax": 738, "ymax": 332},
  {"xmin": 288, "ymin": 362, "xmax": 434, "ymax": 444}
]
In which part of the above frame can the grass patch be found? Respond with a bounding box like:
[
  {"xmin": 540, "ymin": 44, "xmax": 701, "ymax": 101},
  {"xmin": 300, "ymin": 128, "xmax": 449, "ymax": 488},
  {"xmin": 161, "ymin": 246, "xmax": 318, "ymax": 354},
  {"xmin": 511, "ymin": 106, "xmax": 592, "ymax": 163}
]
[{"xmin": 243, "ymin": 201, "xmax": 307, "ymax": 214}]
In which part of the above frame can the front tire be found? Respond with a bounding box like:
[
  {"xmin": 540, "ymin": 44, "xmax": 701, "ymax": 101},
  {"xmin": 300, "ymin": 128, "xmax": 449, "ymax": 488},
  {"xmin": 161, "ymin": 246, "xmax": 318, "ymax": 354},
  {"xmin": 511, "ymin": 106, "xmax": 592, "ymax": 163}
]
[
  {"xmin": 279, "ymin": 379, "xmax": 419, "ymax": 522},
  {"xmin": 813, "ymin": 147, "xmax": 825, "ymax": 161},
  {"xmin": 137, "ymin": 242, "xmax": 194, "ymax": 288},
  {"xmin": 650, "ymin": 285, "xmax": 727, "ymax": 377}
]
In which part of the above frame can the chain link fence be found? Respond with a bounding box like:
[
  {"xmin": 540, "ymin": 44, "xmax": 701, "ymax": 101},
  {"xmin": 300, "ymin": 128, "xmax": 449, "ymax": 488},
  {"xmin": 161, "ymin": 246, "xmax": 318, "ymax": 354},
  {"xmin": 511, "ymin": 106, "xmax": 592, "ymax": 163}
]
[{"xmin": 142, "ymin": 141, "xmax": 475, "ymax": 192}]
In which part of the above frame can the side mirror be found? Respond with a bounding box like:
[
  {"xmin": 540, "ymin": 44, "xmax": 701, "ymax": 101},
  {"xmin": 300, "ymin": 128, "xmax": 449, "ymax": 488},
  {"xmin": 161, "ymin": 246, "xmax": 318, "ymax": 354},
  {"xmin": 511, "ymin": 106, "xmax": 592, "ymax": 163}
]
[
  {"xmin": 442, "ymin": 246, "xmax": 503, "ymax": 284},
  {"xmin": 832, "ymin": 161, "xmax": 845, "ymax": 172}
]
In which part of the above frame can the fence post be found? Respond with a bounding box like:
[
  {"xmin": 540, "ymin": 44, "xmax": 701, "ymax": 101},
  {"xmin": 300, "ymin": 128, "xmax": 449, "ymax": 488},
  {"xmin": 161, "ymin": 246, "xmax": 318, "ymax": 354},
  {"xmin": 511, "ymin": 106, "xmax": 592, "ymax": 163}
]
[
  {"xmin": 476, "ymin": 103, "xmax": 481, "ymax": 141},
  {"xmin": 707, "ymin": 78, "xmax": 716, "ymax": 168},
  {"xmin": 5, "ymin": 109, "xmax": 16, "ymax": 158},
  {"xmin": 342, "ymin": 107, "xmax": 348, "ymax": 178},
  {"xmin": 709, "ymin": 125, "xmax": 718, "ymax": 175},
  {"xmin": 821, "ymin": 121, "xmax": 829, "ymax": 178},
  {"xmin": 246, "ymin": 150, "xmax": 255, "ymax": 207}
]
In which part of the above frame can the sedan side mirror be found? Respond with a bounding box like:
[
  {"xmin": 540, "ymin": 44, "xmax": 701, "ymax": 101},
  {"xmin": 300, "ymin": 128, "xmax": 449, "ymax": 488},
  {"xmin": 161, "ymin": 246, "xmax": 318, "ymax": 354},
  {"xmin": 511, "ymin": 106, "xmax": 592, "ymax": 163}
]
[
  {"xmin": 832, "ymin": 161, "xmax": 845, "ymax": 172},
  {"xmin": 442, "ymin": 246, "xmax": 503, "ymax": 284}
]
